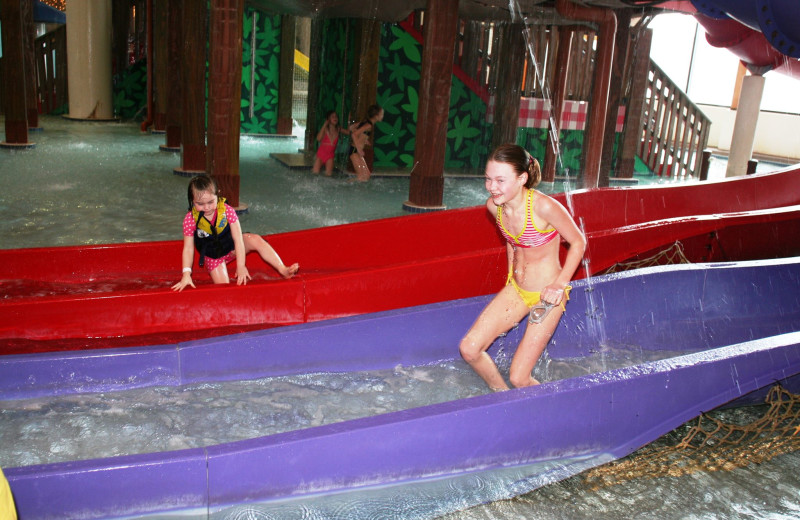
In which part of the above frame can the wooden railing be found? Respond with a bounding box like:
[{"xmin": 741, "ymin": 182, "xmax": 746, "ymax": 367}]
[
  {"xmin": 451, "ymin": 18, "xmax": 710, "ymax": 179},
  {"xmin": 34, "ymin": 25, "xmax": 68, "ymax": 114},
  {"xmin": 638, "ymin": 60, "xmax": 710, "ymax": 178}
]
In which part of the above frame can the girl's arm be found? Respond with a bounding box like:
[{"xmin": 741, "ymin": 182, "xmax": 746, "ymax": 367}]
[
  {"xmin": 230, "ymin": 219, "xmax": 251, "ymax": 285},
  {"xmin": 537, "ymin": 196, "xmax": 587, "ymax": 301},
  {"xmin": 171, "ymin": 236, "xmax": 197, "ymax": 291}
]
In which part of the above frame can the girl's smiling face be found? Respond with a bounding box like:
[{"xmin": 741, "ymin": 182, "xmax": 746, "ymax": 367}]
[
  {"xmin": 192, "ymin": 189, "xmax": 218, "ymax": 219},
  {"xmin": 484, "ymin": 160, "xmax": 526, "ymax": 205}
]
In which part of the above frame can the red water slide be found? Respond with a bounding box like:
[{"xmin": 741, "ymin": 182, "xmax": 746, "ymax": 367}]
[{"xmin": 665, "ymin": 0, "xmax": 800, "ymax": 77}]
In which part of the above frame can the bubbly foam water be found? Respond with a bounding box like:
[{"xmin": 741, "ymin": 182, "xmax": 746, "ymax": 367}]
[{"xmin": 0, "ymin": 343, "xmax": 680, "ymax": 468}]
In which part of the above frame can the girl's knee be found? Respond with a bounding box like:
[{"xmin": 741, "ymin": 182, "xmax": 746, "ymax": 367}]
[{"xmin": 459, "ymin": 337, "xmax": 483, "ymax": 364}]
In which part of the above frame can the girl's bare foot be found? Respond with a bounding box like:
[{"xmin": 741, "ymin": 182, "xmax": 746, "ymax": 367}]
[{"xmin": 280, "ymin": 263, "xmax": 300, "ymax": 279}]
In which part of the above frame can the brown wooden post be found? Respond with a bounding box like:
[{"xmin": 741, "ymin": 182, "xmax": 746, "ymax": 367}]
[
  {"xmin": 349, "ymin": 18, "xmax": 381, "ymax": 171},
  {"xmin": 54, "ymin": 26, "xmax": 68, "ymax": 110},
  {"xmin": 405, "ymin": 0, "xmax": 459, "ymax": 211},
  {"xmin": 556, "ymin": 0, "xmax": 616, "ymax": 189},
  {"xmin": 153, "ymin": 0, "xmax": 169, "ymax": 132},
  {"xmin": 543, "ymin": 27, "xmax": 572, "ymax": 183},
  {"xmin": 207, "ymin": 0, "xmax": 244, "ymax": 208},
  {"xmin": 1, "ymin": 0, "xmax": 32, "ymax": 147},
  {"xmin": 163, "ymin": 0, "xmax": 183, "ymax": 151},
  {"xmin": 598, "ymin": 8, "xmax": 631, "ymax": 187},
  {"xmin": 304, "ymin": 16, "xmax": 323, "ymax": 153},
  {"xmin": 277, "ymin": 15, "xmax": 296, "ymax": 135},
  {"xmin": 177, "ymin": 0, "xmax": 207, "ymax": 175},
  {"xmin": 23, "ymin": 0, "xmax": 39, "ymax": 129},
  {"xmin": 617, "ymin": 27, "xmax": 652, "ymax": 179},
  {"xmin": 490, "ymin": 23, "xmax": 525, "ymax": 151},
  {"xmin": 112, "ymin": 1, "xmax": 131, "ymax": 74}
]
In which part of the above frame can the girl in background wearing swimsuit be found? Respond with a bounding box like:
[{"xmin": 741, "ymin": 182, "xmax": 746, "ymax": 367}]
[
  {"xmin": 348, "ymin": 104, "xmax": 384, "ymax": 182},
  {"xmin": 459, "ymin": 144, "xmax": 586, "ymax": 391},
  {"xmin": 312, "ymin": 110, "xmax": 348, "ymax": 176}
]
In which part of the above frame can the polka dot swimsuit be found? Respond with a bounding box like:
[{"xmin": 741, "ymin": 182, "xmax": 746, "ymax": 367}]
[{"xmin": 183, "ymin": 204, "xmax": 239, "ymax": 271}]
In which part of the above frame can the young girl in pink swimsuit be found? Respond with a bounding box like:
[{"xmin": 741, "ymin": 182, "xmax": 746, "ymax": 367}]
[
  {"xmin": 312, "ymin": 111, "xmax": 347, "ymax": 176},
  {"xmin": 459, "ymin": 144, "xmax": 586, "ymax": 391},
  {"xmin": 171, "ymin": 174, "xmax": 299, "ymax": 291}
]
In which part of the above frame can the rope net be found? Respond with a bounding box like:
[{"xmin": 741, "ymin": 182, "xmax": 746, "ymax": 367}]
[
  {"xmin": 602, "ymin": 241, "xmax": 692, "ymax": 274},
  {"xmin": 582, "ymin": 385, "xmax": 800, "ymax": 490}
]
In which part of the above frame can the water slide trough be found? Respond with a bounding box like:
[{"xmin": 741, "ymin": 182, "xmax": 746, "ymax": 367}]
[
  {"xmin": 4, "ymin": 165, "xmax": 800, "ymax": 352},
  {"xmin": 3, "ymin": 256, "xmax": 800, "ymax": 519},
  {"xmin": 675, "ymin": 0, "xmax": 800, "ymax": 75}
]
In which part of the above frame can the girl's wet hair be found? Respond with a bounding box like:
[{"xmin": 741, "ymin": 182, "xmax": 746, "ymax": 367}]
[
  {"xmin": 488, "ymin": 143, "xmax": 541, "ymax": 189},
  {"xmin": 366, "ymin": 104, "xmax": 382, "ymax": 120},
  {"xmin": 187, "ymin": 174, "xmax": 218, "ymax": 210}
]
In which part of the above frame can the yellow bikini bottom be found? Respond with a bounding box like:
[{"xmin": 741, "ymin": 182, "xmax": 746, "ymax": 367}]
[{"xmin": 507, "ymin": 272, "xmax": 571, "ymax": 309}]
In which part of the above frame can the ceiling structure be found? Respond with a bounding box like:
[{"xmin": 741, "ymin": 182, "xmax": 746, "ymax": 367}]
[{"xmin": 245, "ymin": 0, "xmax": 674, "ymax": 25}]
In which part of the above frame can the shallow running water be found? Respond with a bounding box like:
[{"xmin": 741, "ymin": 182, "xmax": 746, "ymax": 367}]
[{"xmin": 0, "ymin": 342, "xmax": 679, "ymax": 468}]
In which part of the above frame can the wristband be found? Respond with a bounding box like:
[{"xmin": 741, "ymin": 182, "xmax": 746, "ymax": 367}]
[{"xmin": 182, "ymin": 267, "xmax": 192, "ymax": 274}]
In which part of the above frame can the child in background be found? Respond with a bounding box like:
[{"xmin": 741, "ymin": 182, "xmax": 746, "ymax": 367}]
[
  {"xmin": 312, "ymin": 110, "xmax": 348, "ymax": 176},
  {"xmin": 171, "ymin": 174, "xmax": 299, "ymax": 291},
  {"xmin": 348, "ymin": 104, "xmax": 384, "ymax": 182}
]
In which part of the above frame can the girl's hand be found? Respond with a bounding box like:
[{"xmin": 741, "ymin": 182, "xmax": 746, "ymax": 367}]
[
  {"xmin": 171, "ymin": 272, "xmax": 196, "ymax": 292},
  {"xmin": 540, "ymin": 283, "xmax": 567, "ymax": 305},
  {"xmin": 235, "ymin": 266, "xmax": 252, "ymax": 286}
]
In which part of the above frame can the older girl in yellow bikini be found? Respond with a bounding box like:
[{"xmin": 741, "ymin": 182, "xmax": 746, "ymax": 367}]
[{"xmin": 460, "ymin": 144, "xmax": 586, "ymax": 391}]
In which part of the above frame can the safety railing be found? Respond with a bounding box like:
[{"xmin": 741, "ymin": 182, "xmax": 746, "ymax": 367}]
[
  {"xmin": 638, "ymin": 60, "xmax": 710, "ymax": 178},
  {"xmin": 34, "ymin": 25, "xmax": 68, "ymax": 114}
]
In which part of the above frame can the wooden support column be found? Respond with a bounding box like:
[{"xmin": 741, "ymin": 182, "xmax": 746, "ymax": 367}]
[
  {"xmin": 162, "ymin": 0, "xmax": 183, "ymax": 151},
  {"xmin": 598, "ymin": 9, "xmax": 631, "ymax": 187},
  {"xmin": 153, "ymin": 0, "xmax": 169, "ymax": 132},
  {"xmin": 23, "ymin": 0, "xmax": 39, "ymax": 130},
  {"xmin": 405, "ymin": 0, "xmax": 459, "ymax": 211},
  {"xmin": 1, "ymin": 0, "xmax": 33, "ymax": 148},
  {"xmin": 304, "ymin": 16, "xmax": 323, "ymax": 153},
  {"xmin": 490, "ymin": 23, "xmax": 525, "ymax": 151},
  {"xmin": 556, "ymin": 0, "xmax": 616, "ymax": 189},
  {"xmin": 207, "ymin": 0, "xmax": 244, "ymax": 208},
  {"xmin": 277, "ymin": 15, "xmax": 296, "ymax": 135},
  {"xmin": 65, "ymin": 0, "xmax": 114, "ymax": 120},
  {"xmin": 543, "ymin": 27, "xmax": 572, "ymax": 183},
  {"xmin": 177, "ymin": 0, "xmax": 207, "ymax": 175},
  {"xmin": 112, "ymin": 1, "xmax": 131, "ymax": 74},
  {"xmin": 349, "ymin": 18, "xmax": 381, "ymax": 171},
  {"xmin": 726, "ymin": 74, "xmax": 764, "ymax": 178},
  {"xmin": 617, "ymin": 26, "xmax": 651, "ymax": 179}
]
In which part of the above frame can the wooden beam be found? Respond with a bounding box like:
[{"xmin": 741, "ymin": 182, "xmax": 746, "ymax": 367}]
[
  {"xmin": 617, "ymin": 27, "xmax": 652, "ymax": 179},
  {"xmin": 164, "ymin": 0, "xmax": 183, "ymax": 150},
  {"xmin": 490, "ymin": 23, "xmax": 525, "ymax": 151},
  {"xmin": 406, "ymin": 0, "xmax": 459, "ymax": 210},
  {"xmin": 349, "ymin": 18, "xmax": 381, "ymax": 171},
  {"xmin": 179, "ymin": 0, "xmax": 207, "ymax": 173},
  {"xmin": 207, "ymin": 0, "xmax": 244, "ymax": 206},
  {"xmin": 598, "ymin": 8, "xmax": 631, "ymax": 186},
  {"xmin": 1, "ymin": 0, "xmax": 31, "ymax": 145},
  {"xmin": 277, "ymin": 14, "xmax": 296, "ymax": 135}
]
